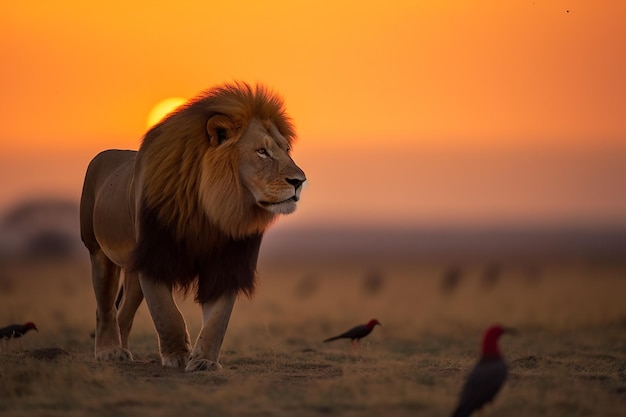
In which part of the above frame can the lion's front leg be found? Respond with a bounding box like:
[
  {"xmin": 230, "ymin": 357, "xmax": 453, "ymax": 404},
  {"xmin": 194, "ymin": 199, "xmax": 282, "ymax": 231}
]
[
  {"xmin": 139, "ymin": 276, "xmax": 191, "ymax": 368},
  {"xmin": 186, "ymin": 292, "xmax": 236, "ymax": 372}
]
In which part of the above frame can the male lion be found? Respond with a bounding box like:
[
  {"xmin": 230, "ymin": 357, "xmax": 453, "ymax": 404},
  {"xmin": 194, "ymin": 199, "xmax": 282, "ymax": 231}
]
[{"xmin": 80, "ymin": 83, "xmax": 306, "ymax": 371}]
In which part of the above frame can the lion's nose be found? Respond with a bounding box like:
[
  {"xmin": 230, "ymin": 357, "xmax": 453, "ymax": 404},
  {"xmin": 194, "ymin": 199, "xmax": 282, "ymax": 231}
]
[{"xmin": 286, "ymin": 177, "xmax": 305, "ymax": 190}]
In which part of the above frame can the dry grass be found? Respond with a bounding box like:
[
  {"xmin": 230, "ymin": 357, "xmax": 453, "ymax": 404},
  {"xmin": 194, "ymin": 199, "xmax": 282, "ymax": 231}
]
[{"xmin": 0, "ymin": 258, "xmax": 625, "ymax": 416}]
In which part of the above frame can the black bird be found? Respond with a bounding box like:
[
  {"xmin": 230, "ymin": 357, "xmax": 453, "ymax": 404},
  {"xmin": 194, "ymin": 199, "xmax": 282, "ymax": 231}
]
[
  {"xmin": 451, "ymin": 324, "xmax": 513, "ymax": 417},
  {"xmin": 323, "ymin": 319, "xmax": 381, "ymax": 345},
  {"xmin": 0, "ymin": 322, "xmax": 38, "ymax": 340}
]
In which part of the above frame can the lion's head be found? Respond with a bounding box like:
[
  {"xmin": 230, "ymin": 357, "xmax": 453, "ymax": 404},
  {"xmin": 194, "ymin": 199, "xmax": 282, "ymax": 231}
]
[{"xmin": 137, "ymin": 82, "xmax": 306, "ymax": 240}]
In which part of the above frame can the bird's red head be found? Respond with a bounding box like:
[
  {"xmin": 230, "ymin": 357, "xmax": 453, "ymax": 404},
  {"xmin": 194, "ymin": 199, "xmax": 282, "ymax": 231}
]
[
  {"xmin": 24, "ymin": 322, "xmax": 38, "ymax": 331},
  {"xmin": 481, "ymin": 324, "xmax": 510, "ymax": 358},
  {"xmin": 366, "ymin": 319, "xmax": 381, "ymax": 329}
]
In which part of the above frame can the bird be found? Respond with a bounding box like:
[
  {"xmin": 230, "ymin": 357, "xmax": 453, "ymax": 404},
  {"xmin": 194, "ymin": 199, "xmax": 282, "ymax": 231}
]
[
  {"xmin": 451, "ymin": 324, "xmax": 513, "ymax": 417},
  {"xmin": 0, "ymin": 322, "xmax": 38, "ymax": 340},
  {"xmin": 323, "ymin": 319, "xmax": 381, "ymax": 345}
]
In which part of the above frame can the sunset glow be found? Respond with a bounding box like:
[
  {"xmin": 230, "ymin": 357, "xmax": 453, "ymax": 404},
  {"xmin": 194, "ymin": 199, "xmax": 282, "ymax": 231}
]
[
  {"xmin": 146, "ymin": 97, "xmax": 187, "ymax": 129},
  {"xmin": 1, "ymin": 1, "xmax": 625, "ymax": 227}
]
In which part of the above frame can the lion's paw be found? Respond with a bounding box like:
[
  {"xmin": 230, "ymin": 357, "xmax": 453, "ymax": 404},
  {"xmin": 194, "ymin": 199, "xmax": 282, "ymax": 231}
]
[
  {"xmin": 185, "ymin": 358, "xmax": 223, "ymax": 372},
  {"xmin": 96, "ymin": 347, "xmax": 133, "ymax": 362},
  {"xmin": 162, "ymin": 352, "xmax": 189, "ymax": 368}
]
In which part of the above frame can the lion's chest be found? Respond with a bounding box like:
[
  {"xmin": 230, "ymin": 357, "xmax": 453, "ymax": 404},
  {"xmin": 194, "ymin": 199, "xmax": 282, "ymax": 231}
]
[{"xmin": 128, "ymin": 202, "xmax": 263, "ymax": 302}]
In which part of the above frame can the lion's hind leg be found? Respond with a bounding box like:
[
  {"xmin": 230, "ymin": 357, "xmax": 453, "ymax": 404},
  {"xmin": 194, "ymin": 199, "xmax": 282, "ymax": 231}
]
[
  {"xmin": 90, "ymin": 250, "xmax": 133, "ymax": 362},
  {"xmin": 117, "ymin": 269, "xmax": 144, "ymax": 350}
]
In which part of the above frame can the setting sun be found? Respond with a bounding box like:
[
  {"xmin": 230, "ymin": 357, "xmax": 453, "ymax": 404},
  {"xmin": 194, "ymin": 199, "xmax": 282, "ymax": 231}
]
[{"xmin": 146, "ymin": 97, "xmax": 187, "ymax": 129}]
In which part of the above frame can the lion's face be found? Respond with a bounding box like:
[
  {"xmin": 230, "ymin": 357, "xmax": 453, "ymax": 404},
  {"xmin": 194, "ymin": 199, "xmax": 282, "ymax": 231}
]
[
  {"xmin": 188, "ymin": 91, "xmax": 305, "ymax": 238},
  {"xmin": 235, "ymin": 118, "xmax": 306, "ymax": 215}
]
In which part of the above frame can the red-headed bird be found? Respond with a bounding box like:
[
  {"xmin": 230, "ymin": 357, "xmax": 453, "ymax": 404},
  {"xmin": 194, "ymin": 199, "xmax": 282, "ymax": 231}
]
[
  {"xmin": 0, "ymin": 322, "xmax": 38, "ymax": 340},
  {"xmin": 323, "ymin": 319, "xmax": 381, "ymax": 345},
  {"xmin": 451, "ymin": 324, "xmax": 513, "ymax": 417}
]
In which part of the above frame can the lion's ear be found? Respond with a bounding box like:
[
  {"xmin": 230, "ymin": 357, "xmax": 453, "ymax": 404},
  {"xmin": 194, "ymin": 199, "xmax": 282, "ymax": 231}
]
[{"xmin": 207, "ymin": 115, "xmax": 237, "ymax": 146}]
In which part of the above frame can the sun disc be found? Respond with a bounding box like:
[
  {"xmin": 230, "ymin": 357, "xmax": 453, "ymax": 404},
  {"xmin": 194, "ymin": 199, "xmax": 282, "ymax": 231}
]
[{"xmin": 146, "ymin": 97, "xmax": 187, "ymax": 129}]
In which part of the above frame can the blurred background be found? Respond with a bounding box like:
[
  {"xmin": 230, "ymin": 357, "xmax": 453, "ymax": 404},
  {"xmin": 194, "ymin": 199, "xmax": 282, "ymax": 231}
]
[{"xmin": 1, "ymin": 1, "xmax": 625, "ymax": 263}]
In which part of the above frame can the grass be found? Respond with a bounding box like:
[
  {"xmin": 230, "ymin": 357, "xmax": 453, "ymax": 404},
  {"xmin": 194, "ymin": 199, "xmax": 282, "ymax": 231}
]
[{"xmin": 0, "ymin": 258, "xmax": 625, "ymax": 416}]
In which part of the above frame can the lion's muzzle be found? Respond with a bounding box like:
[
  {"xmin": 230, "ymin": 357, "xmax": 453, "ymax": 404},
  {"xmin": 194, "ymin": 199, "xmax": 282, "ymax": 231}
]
[
  {"xmin": 259, "ymin": 172, "xmax": 306, "ymax": 215},
  {"xmin": 286, "ymin": 177, "xmax": 305, "ymax": 192}
]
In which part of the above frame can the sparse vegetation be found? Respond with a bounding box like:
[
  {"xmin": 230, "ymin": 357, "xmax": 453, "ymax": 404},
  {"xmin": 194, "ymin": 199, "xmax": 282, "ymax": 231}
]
[{"xmin": 0, "ymin": 259, "xmax": 624, "ymax": 416}]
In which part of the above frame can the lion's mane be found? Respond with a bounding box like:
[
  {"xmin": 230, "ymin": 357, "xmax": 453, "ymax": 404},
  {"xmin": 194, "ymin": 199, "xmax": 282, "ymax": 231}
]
[{"xmin": 128, "ymin": 82, "xmax": 296, "ymax": 302}]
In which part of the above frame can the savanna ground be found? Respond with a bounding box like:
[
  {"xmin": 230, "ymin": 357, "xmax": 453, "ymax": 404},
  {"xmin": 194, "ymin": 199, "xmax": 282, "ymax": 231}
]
[{"xmin": 0, "ymin": 256, "xmax": 625, "ymax": 417}]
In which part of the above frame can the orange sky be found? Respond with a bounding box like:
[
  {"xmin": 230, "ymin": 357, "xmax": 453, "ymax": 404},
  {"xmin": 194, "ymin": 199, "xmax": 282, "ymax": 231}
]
[{"xmin": 1, "ymin": 1, "xmax": 625, "ymax": 227}]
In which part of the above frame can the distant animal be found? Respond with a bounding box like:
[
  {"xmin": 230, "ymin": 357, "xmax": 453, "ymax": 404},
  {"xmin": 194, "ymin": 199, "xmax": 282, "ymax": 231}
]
[
  {"xmin": 80, "ymin": 82, "xmax": 306, "ymax": 372},
  {"xmin": 451, "ymin": 324, "xmax": 513, "ymax": 417},
  {"xmin": 441, "ymin": 265, "xmax": 463, "ymax": 295},
  {"xmin": 323, "ymin": 319, "xmax": 381, "ymax": 344},
  {"xmin": 0, "ymin": 322, "xmax": 38, "ymax": 340},
  {"xmin": 294, "ymin": 274, "xmax": 319, "ymax": 299},
  {"xmin": 362, "ymin": 269, "xmax": 385, "ymax": 295},
  {"xmin": 481, "ymin": 262, "xmax": 502, "ymax": 289}
]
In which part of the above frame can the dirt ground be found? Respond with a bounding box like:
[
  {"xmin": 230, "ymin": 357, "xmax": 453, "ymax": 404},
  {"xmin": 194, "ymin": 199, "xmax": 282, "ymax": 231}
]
[{"xmin": 0, "ymin": 258, "xmax": 625, "ymax": 416}]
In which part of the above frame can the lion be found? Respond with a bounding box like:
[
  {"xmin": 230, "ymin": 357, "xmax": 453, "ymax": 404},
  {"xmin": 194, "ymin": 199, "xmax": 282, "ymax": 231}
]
[{"xmin": 80, "ymin": 82, "xmax": 306, "ymax": 371}]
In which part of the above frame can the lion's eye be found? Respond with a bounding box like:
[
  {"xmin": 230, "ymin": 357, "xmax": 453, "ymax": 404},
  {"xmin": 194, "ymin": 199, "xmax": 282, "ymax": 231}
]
[{"xmin": 256, "ymin": 148, "xmax": 269, "ymax": 158}]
